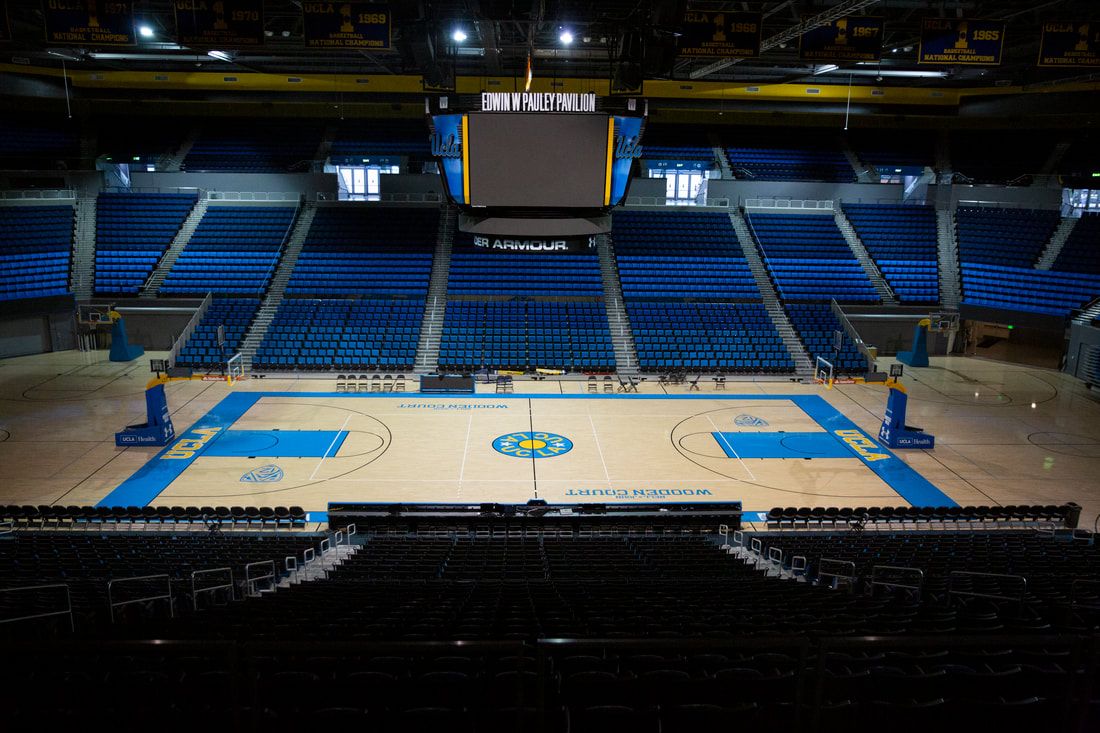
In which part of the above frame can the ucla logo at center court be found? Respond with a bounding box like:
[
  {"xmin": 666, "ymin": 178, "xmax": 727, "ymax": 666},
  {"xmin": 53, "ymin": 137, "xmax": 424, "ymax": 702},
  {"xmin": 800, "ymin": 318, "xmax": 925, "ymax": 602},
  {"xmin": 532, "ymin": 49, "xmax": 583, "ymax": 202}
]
[{"xmin": 492, "ymin": 432, "xmax": 573, "ymax": 459}]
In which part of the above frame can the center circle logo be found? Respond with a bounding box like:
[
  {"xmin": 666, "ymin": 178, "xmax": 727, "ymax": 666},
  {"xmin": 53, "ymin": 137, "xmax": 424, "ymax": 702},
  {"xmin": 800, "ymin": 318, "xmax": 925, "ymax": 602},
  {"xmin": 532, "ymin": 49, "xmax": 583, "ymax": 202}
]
[{"xmin": 492, "ymin": 431, "xmax": 573, "ymax": 459}]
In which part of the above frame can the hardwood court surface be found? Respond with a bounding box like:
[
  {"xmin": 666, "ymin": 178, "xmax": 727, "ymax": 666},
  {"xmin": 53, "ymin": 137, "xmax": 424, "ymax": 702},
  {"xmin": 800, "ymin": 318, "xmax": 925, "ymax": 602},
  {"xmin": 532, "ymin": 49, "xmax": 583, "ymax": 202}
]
[{"xmin": 1, "ymin": 350, "xmax": 1098, "ymax": 523}]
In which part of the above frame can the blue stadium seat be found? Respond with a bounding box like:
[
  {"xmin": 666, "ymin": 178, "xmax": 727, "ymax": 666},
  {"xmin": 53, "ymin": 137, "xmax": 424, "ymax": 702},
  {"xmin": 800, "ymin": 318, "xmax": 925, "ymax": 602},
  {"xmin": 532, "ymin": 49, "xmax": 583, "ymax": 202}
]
[
  {"xmin": 843, "ymin": 204, "xmax": 939, "ymax": 304},
  {"xmin": 253, "ymin": 299, "xmax": 422, "ymax": 371},
  {"xmin": 159, "ymin": 206, "xmax": 296, "ymax": 296},
  {"xmin": 747, "ymin": 213, "xmax": 879, "ymax": 304},
  {"xmin": 0, "ymin": 204, "xmax": 74, "ymax": 301},
  {"xmin": 175, "ymin": 298, "xmax": 260, "ymax": 369},
  {"xmin": 94, "ymin": 192, "xmax": 198, "ymax": 296}
]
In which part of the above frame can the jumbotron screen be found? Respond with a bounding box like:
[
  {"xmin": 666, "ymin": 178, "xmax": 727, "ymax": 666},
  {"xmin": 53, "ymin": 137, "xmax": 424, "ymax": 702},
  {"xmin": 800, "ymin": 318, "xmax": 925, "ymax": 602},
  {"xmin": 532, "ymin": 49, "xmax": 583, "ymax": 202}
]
[{"xmin": 466, "ymin": 113, "xmax": 610, "ymax": 209}]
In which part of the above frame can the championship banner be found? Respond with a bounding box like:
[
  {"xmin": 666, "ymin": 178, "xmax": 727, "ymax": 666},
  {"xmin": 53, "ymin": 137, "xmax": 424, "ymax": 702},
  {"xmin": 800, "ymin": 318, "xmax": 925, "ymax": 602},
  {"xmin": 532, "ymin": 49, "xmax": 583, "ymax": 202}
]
[
  {"xmin": 799, "ymin": 16, "xmax": 884, "ymax": 62},
  {"xmin": 174, "ymin": 0, "xmax": 264, "ymax": 47},
  {"xmin": 679, "ymin": 11, "xmax": 761, "ymax": 58},
  {"xmin": 919, "ymin": 18, "xmax": 1004, "ymax": 65},
  {"xmin": 1039, "ymin": 21, "xmax": 1100, "ymax": 68},
  {"xmin": 44, "ymin": 0, "xmax": 134, "ymax": 46},
  {"xmin": 302, "ymin": 2, "xmax": 391, "ymax": 50}
]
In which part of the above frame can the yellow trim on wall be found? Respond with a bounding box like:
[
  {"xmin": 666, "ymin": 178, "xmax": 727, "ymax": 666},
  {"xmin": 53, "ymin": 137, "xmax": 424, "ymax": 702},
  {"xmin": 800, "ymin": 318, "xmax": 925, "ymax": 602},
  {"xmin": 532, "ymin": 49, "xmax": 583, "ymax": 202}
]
[
  {"xmin": 604, "ymin": 116, "xmax": 614, "ymax": 206},
  {"xmin": 461, "ymin": 113, "xmax": 470, "ymax": 205},
  {"xmin": 1, "ymin": 64, "xmax": 1098, "ymax": 106}
]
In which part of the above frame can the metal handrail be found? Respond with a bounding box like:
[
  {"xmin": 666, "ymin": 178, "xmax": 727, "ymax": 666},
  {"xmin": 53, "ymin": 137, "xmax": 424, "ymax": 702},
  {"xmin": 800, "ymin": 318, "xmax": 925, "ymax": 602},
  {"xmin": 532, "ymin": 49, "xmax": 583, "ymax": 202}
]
[
  {"xmin": 818, "ymin": 558, "xmax": 857, "ymax": 589},
  {"xmin": 0, "ymin": 189, "xmax": 76, "ymax": 200},
  {"xmin": 107, "ymin": 574, "xmax": 174, "ymax": 623},
  {"xmin": 947, "ymin": 571, "xmax": 1028, "ymax": 610},
  {"xmin": 206, "ymin": 191, "xmax": 301, "ymax": 202},
  {"xmin": 1070, "ymin": 579, "xmax": 1100, "ymax": 609},
  {"xmin": 0, "ymin": 583, "xmax": 74, "ymax": 632},
  {"xmin": 869, "ymin": 565, "xmax": 924, "ymax": 596},
  {"xmin": 167, "ymin": 292, "xmax": 213, "ymax": 369},
  {"xmin": 829, "ymin": 299, "xmax": 877, "ymax": 372},
  {"xmin": 190, "ymin": 567, "xmax": 235, "ymax": 611},
  {"xmin": 744, "ymin": 198, "xmax": 834, "ymax": 210},
  {"xmin": 244, "ymin": 560, "xmax": 276, "ymax": 597}
]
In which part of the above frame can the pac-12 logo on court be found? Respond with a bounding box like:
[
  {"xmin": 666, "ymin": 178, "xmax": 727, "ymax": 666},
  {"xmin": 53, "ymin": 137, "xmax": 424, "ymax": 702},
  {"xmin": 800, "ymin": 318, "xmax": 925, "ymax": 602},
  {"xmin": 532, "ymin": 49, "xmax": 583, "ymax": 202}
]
[
  {"xmin": 735, "ymin": 414, "xmax": 769, "ymax": 427},
  {"xmin": 492, "ymin": 432, "xmax": 573, "ymax": 459},
  {"xmin": 240, "ymin": 465, "xmax": 284, "ymax": 483}
]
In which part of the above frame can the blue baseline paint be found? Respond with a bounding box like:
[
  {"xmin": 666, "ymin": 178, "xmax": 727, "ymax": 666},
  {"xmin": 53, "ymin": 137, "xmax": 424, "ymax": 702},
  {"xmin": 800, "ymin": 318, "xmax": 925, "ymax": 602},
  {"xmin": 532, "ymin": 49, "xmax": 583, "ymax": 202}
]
[
  {"xmin": 791, "ymin": 395, "xmax": 956, "ymax": 507},
  {"xmin": 711, "ymin": 431, "xmax": 854, "ymax": 459},
  {"xmin": 98, "ymin": 392, "xmax": 262, "ymax": 507},
  {"xmin": 204, "ymin": 430, "xmax": 348, "ymax": 458}
]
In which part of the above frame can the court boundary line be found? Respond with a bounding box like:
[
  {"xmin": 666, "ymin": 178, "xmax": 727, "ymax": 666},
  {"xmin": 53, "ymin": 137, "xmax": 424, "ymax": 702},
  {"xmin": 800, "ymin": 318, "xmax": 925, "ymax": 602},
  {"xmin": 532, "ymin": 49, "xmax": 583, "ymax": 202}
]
[
  {"xmin": 101, "ymin": 391, "xmax": 956, "ymax": 511},
  {"xmin": 705, "ymin": 413, "xmax": 757, "ymax": 482},
  {"xmin": 308, "ymin": 414, "xmax": 351, "ymax": 481}
]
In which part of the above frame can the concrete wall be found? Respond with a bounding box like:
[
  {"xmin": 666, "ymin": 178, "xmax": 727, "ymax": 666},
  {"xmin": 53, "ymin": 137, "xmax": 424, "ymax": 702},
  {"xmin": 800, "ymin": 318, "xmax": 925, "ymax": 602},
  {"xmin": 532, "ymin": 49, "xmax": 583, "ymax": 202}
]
[
  {"xmin": 0, "ymin": 316, "xmax": 51, "ymax": 358},
  {"xmin": 926, "ymin": 183, "xmax": 1063, "ymax": 211},
  {"xmin": 129, "ymin": 171, "xmax": 338, "ymax": 197}
]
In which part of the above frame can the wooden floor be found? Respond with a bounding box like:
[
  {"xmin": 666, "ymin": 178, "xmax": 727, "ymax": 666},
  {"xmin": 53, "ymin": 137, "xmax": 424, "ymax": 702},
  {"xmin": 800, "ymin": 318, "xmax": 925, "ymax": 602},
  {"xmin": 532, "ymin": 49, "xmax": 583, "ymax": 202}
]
[{"xmin": 2, "ymin": 349, "xmax": 1099, "ymax": 524}]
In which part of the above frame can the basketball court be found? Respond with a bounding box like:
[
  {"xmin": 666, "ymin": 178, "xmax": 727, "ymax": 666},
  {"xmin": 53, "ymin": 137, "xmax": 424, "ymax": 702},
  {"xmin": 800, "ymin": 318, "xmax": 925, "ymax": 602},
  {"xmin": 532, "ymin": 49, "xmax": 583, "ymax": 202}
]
[{"xmin": 2, "ymin": 349, "xmax": 1098, "ymax": 525}]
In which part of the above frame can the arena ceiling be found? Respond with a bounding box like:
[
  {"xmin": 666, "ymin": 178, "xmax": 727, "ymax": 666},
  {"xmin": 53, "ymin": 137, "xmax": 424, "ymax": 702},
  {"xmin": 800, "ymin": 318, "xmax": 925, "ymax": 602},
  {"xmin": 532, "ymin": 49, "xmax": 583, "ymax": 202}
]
[{"xmin": 2, "ymin": 0, "xmax": 1099, "ymax": 91}]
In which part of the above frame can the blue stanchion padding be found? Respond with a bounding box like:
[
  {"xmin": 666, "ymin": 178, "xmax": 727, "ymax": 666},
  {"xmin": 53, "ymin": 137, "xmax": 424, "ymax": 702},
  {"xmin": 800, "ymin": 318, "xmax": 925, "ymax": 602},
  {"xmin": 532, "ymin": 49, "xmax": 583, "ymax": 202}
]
[
  {"xmin": 896, "ymin": 322, "xmax": 929, "ymax": 368},
  {"xmin": 115, "ymin": 384, "xmax": 175, "ymax": 447},
  {"xmin": 109, "ymin": 317, "xmax": 145, "ymax": 362},
  {"xmin": 879, "ymin": 387, "xmax": 934, "ymax": 449}
]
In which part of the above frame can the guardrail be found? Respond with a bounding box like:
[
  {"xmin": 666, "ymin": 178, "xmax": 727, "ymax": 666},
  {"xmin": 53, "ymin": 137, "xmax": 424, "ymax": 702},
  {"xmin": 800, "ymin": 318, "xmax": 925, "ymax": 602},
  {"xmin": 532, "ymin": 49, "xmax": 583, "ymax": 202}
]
[
  {"xmin": 956, "ymin": 199, "xmax": 1058, "ymax": 210},
  {"xmin": 108, "ymin": 574, "xmax": 174, "ymax": 623},
  {"xmin": 624, "ymin": 195, "xmax": 731, "ymax": 208},
  {"xmin": 0, "ymin": 189, "xmax": 76, "ymax": 200},
  {"xmin": 207, "ymin": 191, "xmax": 301, "ymax": 202},
  {"xmin": 104, "ymin": 186, "xmax": 204, "ymax": 196},
  {"xmin": 167, "ymin": 292, "xmax": 212, "ymax": 369},
  {"xmin": 315, "ymin": 191, "xmax": 443, "ymax": 203},
  {"xmin": 0, "ymin": 584, "xmax": 74, "ymax": 632},
  {"xmin": 190, "ymin": 567, "xmax": 235, "ymax": 611},
  {"xmin": 744, "ymin": 198, "xmax": 834, "ymax": 210},
  {"xmin": 829, "ymin": 299, "xmax": 878, "ymax": 372}
]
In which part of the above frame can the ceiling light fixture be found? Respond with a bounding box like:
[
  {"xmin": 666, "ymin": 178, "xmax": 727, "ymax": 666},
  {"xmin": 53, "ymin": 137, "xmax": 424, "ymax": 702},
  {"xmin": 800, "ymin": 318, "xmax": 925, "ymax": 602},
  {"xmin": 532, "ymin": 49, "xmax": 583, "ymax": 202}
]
[
  {"xmin": 560, "ymin": 30, "xmax": 574, "ymax": 45},
  {"xmin": 452, "ymin": 29, "xmax": 467, "ymax": 43},
  {"xmin": 207, "ymin": 50, "xmax": 233, "ymax": 62},
  {"xmin": 139, "ymin": 25, "xmax": 154, "ymax": 38}
]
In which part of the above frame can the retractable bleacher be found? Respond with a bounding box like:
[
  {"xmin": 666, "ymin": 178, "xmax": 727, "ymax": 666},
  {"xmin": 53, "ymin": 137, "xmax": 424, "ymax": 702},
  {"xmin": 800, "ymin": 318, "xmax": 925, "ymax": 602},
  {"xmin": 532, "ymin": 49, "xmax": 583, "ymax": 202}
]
[
  {"xmin": 957, "ymin": 207, "xmax": 1100, "ymax": 316},
  {"xmin": 252, "ymin": 206, "xmax": 435, "ymax": 372},
  {"xmin": 439, "ymin": 235, "xmax": 614, "ymax": 373},
  {"xmin": 158, "ymin": 206, "xmax": 296, "ymax": 297},
  {"xmin": 725, "ymin": 131, "xmax": 855, "ymax": 183},
  {"xmin": 0, "ymin": 205, "xmax": 74, "ymax": 301},
  {"xmin": 183, "ymin": 123, "xmax": 322, "ymax": 173},
  {"xmin": 94, "ymin": 192, "xmax": 197, "ymax": 296},
  {"xmin": 747, "ymin": 212, "xmax": 873, "ymax": 373},
  {"xmin": 175, "ymin": 299, "xmax": 260, "ymax": 369},
  {"xmin": 612, "ymin": 210, "xmax": 793, "ymax": 375},
  {"xmin": 843, "ymin": 204, "xmax": 939, "ymax": 304}
]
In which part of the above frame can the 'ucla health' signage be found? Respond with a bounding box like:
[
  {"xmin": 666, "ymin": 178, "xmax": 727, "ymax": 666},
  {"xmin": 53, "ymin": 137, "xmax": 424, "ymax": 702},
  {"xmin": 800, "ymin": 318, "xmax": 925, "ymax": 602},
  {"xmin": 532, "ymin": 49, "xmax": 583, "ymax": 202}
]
[
  {"xmin": 302, "ymin": 2, "xmax": 390, "ymax": 50},
  {"xmin": 480, "ymin": 92, "xmax": 597, "ymax": 112},
  {"xmin": 800, "ymin": 16, "xmax": 883, "ymax": 62},
  {"xmin": 45, "ymin": 0, "xmax": 134, "ymax": 46},
  {"xmin": 919, "ymin": 18, "xmax": 1004, "ymax": 65},
  {"xmin": 174, "ymin": 0, "xmax": 264, "ymax": 47},
  {"xmin": 679, "ymin": 11, "xmax": 761, "ymax": 58},
  {"xmin": 1039, "ymin": 22, "xmax": 1100, "ymax": 68}
]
